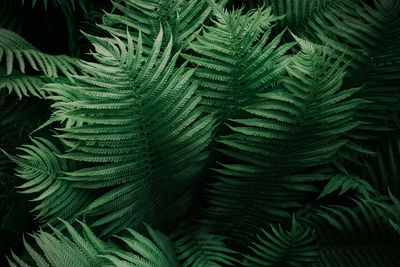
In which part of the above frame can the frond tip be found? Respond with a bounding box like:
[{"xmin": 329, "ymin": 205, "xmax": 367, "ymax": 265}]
[
  {"xmin": 171, "ymin": 226, "xmax": 238, "ymax": 266},
  {"xmin": 0, "ymin": 28, "xmax": 80, "ymax": 79},
  {"xmin": 244, "ymin": 216, "xmax": 319, "ymax": 266}
]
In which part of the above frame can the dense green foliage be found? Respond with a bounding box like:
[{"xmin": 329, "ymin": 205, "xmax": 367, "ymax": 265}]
[{"xmin": 1, "ymin": 0, "xmax": 400, "ymax": 266}]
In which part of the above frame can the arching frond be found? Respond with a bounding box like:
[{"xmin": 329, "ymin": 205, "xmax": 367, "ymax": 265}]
[
  {"xmin": 302, "ymin": 198, "xmax": 400, "ymax": 266},
  {"xmin": 1, "ymin": 138, "xmax": 93, "ymax": 227},
  {"xmin": 171, "ymin": 226, "xmax": 238, "ymax": 266},
  {"xmin": 265, "ymin": 0, "xmax": 400, "ymax": 71},
  {"xmin": 318, "ymin": 173, "xmax": 377, "ymax": 200},
  {"xmin": 46, "ymin": 28, "xmax": 215, "ymax": 236},
  {"xmin": 359, "ymin": 137, "xmax": 400, "ymax": 197},
  {"xmin": 7, "ymin": 220, "xmax": 182, "ymax": 267},
  {"xmin": 101, "ymin": 0, "xmax": 227, "ymax": 49},
  {"xmin": 184, "ymin": 4, "xmax": 293, "ymax": 117},
  {"xmin": 350, "ymin": 12, "xmax": 400, "ymax": 132},
  {"xmin": 6, "ymin": 220, "xmax": 107, "ymax": 267},
  {"xmin": 244, "ymin": 216, "xmax": 319, "ymax": 266},
  {"xmin": 0, "ymin": 28, "xmax": 80, "ymax": 79},
  {"xmin": 104, "ymin": 223, "xmax": 180, "ymax": 267},
  {"xmin": 202, "ymin": 43, "xmax": 363, "ymax": 245},
  {"xmin": 0, "ymin": 68, "xmax": 47, "ymax": 99}
]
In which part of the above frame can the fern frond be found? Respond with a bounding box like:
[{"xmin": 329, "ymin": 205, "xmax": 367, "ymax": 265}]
[
  {"xmin": 350, "ymin": 13, "xmax": 400, "ymax": 132},
  {"xmin": 244, "ymin": 215, "xmax": 319, "ymax": 266},
  {"xmin": 46, "ymin": 28, "xmax": 215, "ymax": 236},
  {"xmin": 7, "ymin": 219, "xmax": 181, "ymax": 266},
  {"xmin": 171, "ymin": 226, "xmax": 238, "ymax": 266},
  {"xmin": 101, "ymin": 0, "xmax": 226, "ymax": 49},
  {"xmin": 1, "ymin": 138, "xmax": 93, "ymax": 227},
  {"xmin": 185, "ymin": 4, "xmax": 293, "ymax": 117},
  {"xmin": 104, "ymin": 223, "xmax": 180, "ymax": 266},
  {"xmin": 318, "ymin": 173, "xmax": 377, "ymax": 200},
  {"xmin": 202, "ymin": 43, "xmax": 363, "ymax": 245},
  {"xmin": 0, "ymin": 28, "xmax": 80, "ymax": 79},
  {"xmin": 6, "ymin": 220, "xmax": 107, "ymax": 267},
  {"xmin": 0, "ymin": 68, "xmax": 47, "ymax": 99},
  {"xmin": 359, "ymin": 137, "xmax": 400, "ymax": 197},
  {"xmin": 302, "ymin": 197, "xmax": 400, "ymax": 266},
  {"xmin": 266, "ymin": 0, "xmax": 400, "ymax": 71}
]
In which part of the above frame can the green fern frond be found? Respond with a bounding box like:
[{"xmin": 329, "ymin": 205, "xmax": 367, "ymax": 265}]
[
  {"xmin": 7, "ymin": 219, "xmax": 182, "ymax": 266},
  {"xmin": 1, "ymin": 138, "xmax": 93, "ymax": 227},
  {"xmin": 202, "ymin": 43, "xmax": 363, "ymax": 244},
  {"xmin": 0, "ymin": 68, "xmax": 47, "ymax": 99},
  {"xmin": 350, "ymin": 13, "xmax": 400, "ymax": 132},
  {"xmin": 244, "ymin": 215, "xmax": 319, "ymax": 266},
  {"xmin": 184, "ymin": 4, "xmax": 293, "ymax": 117},
  {"xmin": 359, "ymin": 137, "xmax": 400, "ymax": 197},
  {"xmin": 101, "ymin": 0, "xmax": 226, "ymax": 50},
  {"xmin": 6, "ymin": 220, "xmax": 107, "ymax": 267},
  {"xmin": 171, "ymin": 226, "xmax": 238, "ymax": 266},
  {"xmin": 318, "ymin": 173, "xmax": 378, "ymax": 200},
  {"xmin": 104, "ymin": 223, "xmax": 180, "ymax": 266},
  {"xmin": 302, "ymin": 197, "xmax": 400, "ymax": 266},
  {"xmin": 0, "ymin": 28, "xmax": 80, "ymax": 79},
  {"xmin": 46, "ymin": 28, "xmax": 215, "ymax": 236},
  {"xmin": 266, "ymin": 0, "xmax": 400, "ymax": 71}
]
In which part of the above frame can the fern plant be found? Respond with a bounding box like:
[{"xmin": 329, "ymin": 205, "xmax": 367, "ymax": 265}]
[{"xmin": 1, "ymin": 0, "xmax": 400, "ymax": 266}]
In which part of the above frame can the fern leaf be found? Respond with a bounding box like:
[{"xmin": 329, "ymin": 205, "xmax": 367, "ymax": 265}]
[
  {"xmin": 302, "ymin": 197, "xmax": 400, "ymax": 266},
  {"xmin": 202, "ymin": 43, "xmax": 363, "ymax": 245},
  {"xmin": 185, "ymin": 4, "xmax": 293, "ymax": 117},
  {"xmin": 1, "ymin": 138, "xmax": 93, "ymax": 227},
  {"xmin": 46, "ymin": 28, "xmax": 215, "ymax": 236},
  {"xmin": 0, "ymin": 28, "xmax": 80, "ymax": 79},
  {"xmin": 171, "ymin": 226, "xmax": 238, "ymax": 266},
  {"xmin": 104, "ymin": 223, "xmax": 180, "ymax": 267},
  {"xmin": 101, "ymin": 0, "xmax": 226, "ymax": 50},
  {"xmin": 0, "ymin": 68, "xmax": 47, "ymax": 98},
  {"xmin": 318, "ymin": 173, "xmax": 377, "ymax": 200},
  {"xmin": 6, "ymin": 220, "xmax": 106, "ymax": 267},
  {"xmin": 244, "ymin": 215, "xmax": 319, "ymax": 266}
]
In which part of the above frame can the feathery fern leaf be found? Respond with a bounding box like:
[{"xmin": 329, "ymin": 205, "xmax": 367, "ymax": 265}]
[
  {"xmin": 1, "ymin": 138, "xmax": 93, "ymax": 227},
  {"xmin": 0, "ymin": 68, "xmax": 47, "ymax": 99},
  {"xmin": 318, "ymin": 173, "xmax": 377, "ymax": 200},
  {"xmin": 0, "ymin": 28, "xmax": 80, "ymax": 79},
  {"xmin": 7, "ymin": 219, "xmax": 181, "ymax": 267},
  {"xmin": 266, "ymin": 0, "xmax": 399, "ymax": 71},
  {"xmin": 6, "ymin": 220, "xmax": 108, "ymax": 267},
  {"xmin": 46, "ymin": 28, "xmax": 215, "ymax": 236},
  {"xmin": 184, "ymin": 4, "xmax": 293, "ymax": 117},
  {"xmin": 244, "ymin": 216, "xmax": 319, "ymax": 266},
  {"xmin": 101, "ymin": 0, "xmax": 226, "ymax": 50},
  {"xmin": 104, "ymin": 223, "xmax": 180, "ymax": 266},
  {"xmin": 171, "ymin": 226, "xmax": 238, "ymax": 266},
  {"xmin": 203, "ymin": 42, "xmax": 363, "ymax": 244},
  {"xmin": 359, "ymin": 137, "xmax": 400, "ymax": 197},
  {"xmin": 302, "ymin": 197, "xmax": 400, "ymax": 266},
  {"xmin": 350, "ymin": 11, "xmax": 400, "ymax": 132}
]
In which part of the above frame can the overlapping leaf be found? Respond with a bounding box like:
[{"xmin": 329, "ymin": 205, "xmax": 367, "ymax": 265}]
[
  {"xmin": 46, "ymin": 28, "xmax": 215, "ymax": 236},
  {"xmin": 203, "ymin": 42, "xmax": 364, "ymax": 245},
  {"xmin": 184, "ymin": 4, "xmax": 293, "ymax": 118}
]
